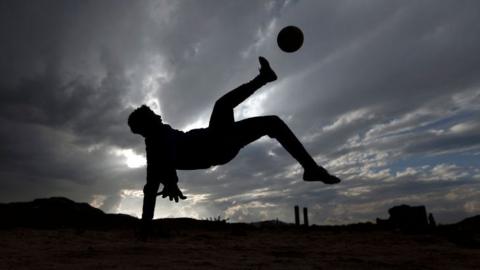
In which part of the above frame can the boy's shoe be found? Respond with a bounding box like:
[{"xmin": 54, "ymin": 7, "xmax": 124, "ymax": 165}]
[
  {"xmin": 259, "ymin": 56, "xmax": 277, "ymax": 82},
  {"xmin": 303, "ymin": 166, "xmax": 341, "ymax": 184}
]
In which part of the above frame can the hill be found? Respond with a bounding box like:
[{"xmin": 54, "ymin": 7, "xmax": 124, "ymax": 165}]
[{"xmin": 0, "ymin": 197, "xmax": 137, "ymax": 229}]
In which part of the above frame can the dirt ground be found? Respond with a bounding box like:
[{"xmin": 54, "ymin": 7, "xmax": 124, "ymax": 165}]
[{"xmin": 1, "ymin": 227, "xmax": 479, "ymax": 270}]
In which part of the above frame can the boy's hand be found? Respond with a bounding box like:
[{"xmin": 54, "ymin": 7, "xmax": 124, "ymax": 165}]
[{"xmin": 157, "ymin": 182, "xmax": 187, "ymax": 203}]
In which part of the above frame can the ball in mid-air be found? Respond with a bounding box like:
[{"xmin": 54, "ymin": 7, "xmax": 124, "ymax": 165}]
[{"xmin": 277, "ymin": 26, "xmax": 304, "ymax": 53}]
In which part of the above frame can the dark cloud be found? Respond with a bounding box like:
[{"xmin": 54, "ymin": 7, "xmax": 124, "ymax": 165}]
[{"xmin": 1, "ymin": 1, "xmax": 479, "ymax": 224}]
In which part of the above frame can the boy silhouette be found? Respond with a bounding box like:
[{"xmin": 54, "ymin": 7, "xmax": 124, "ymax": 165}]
[{"xmin": 128, "ymin": 57, "xmax": 340, "ymax": 232}]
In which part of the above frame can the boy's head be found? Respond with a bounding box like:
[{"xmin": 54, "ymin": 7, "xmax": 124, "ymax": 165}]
[{"xmin": 128, "ymin": 105, "xmax": 162, "ymax": 136}]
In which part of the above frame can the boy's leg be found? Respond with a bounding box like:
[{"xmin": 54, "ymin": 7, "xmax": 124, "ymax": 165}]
[
  {"xmin": 209, "ymin": 57, "xmax": 277, "ymax": 129},
  {"xmin": 232, "ymin": 116, "xmax": 317, "ymax": 169},
  {"xmin": 231, "ymin": 116, "xmax": 340, "ymax": 184}
]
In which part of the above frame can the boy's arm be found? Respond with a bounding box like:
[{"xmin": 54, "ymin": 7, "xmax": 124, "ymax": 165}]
[
  {"xmin": 156, "ymin": 166, "xmax": 187, "ymax": 203},
  {"xmin": 145, "ymin": 132, "xmax": 186, "ymax": 203}
]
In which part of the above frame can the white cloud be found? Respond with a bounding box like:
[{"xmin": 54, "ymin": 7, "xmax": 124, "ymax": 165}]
[
  {"xmin": 449, "ymin": 122, "xmax": 478, "ymax": 134},
  {"xmin": 225, "ymin": 201, "xmax": 278, "ymax": 221},
  {"xmin": 395, "ymin": 167, "xmax": 419, "ymax": 178},
  {"xmin": 339, "ymin": 186, "xmax": 372, "ymax": 197},
  {"xmin": 323, "ymin": 108, "xmax": 374, "ymax": 132},
  {"xmin": 464, "ymin": 201, "xmax": 480, "ymax": 213},
  {"xmin": 428, "ymin": 164, "xmax": 469, "ymax": 181}
]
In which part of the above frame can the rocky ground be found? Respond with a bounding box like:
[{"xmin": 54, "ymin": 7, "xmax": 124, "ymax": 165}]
[{"xmin": 1, "ymin": 225, "xmax": 479, "ymax": 270}]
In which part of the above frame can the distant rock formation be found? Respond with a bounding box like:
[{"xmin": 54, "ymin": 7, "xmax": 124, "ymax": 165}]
[
  {"xmin": 0, "ymin": 197, "xmax": 137, "ymax": 229},
  {"xmin": 376, "ymin": 204, "xmax": 436, "ymax": 231}
]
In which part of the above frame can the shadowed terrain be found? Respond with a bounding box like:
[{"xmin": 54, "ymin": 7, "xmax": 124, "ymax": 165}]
[{"xmin": 0, "ymin": 198, "xmax": 479, "ymax": 269}]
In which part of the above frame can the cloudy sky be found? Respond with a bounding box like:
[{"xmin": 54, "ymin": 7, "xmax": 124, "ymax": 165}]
[{"xmin": 1, "ymin": 0, "xmax": 479, "ymax": 225}]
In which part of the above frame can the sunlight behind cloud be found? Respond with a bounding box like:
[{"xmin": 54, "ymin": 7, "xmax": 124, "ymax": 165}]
[{"xmin": 115, "ymin": 149, "xmax": 146, "ymax": 168}]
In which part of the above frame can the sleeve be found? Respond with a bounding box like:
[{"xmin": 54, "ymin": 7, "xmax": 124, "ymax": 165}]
[
  {"xmin": 146, "ymin": 157, "xmax": 178, "ymax": 186},
  {"xmin": 145, "ymin": 134, "xmax": 179, "ymax": 186},
  {"xmin": 159, "ymin": 165, "xmax": 178, "ymax": 185}
]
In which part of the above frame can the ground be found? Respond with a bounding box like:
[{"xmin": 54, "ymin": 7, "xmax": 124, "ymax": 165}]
[{"xmin": 1, "ymin": 226, "xmax": 479, "ymax": 270}]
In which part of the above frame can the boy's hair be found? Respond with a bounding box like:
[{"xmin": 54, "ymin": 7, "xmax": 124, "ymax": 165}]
[{"xmin": 128, "ymin": 105, "xmax": 159, "ymax": 135}]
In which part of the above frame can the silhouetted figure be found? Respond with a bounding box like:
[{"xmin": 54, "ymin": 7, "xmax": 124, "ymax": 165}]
[{"xmin": 128, "ymin": 57, "xmax": 340, "ymax": 236}]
